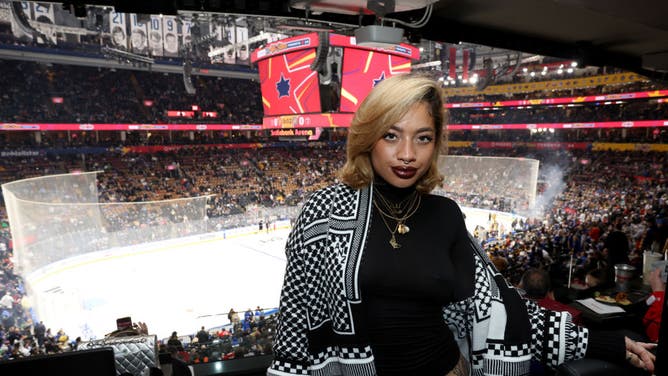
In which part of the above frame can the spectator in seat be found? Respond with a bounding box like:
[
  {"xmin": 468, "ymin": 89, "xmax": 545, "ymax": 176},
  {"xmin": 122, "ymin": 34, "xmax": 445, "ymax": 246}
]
[
  {"xmin": 33, "ymin": 321, "xmax": 46, "ymax": 348},
  {"xmin": 227, "ymin": 308, "xmax": 239, "ymax": 324},
  {"xmin": 643, "ymin": 267, "xmax": 665, "ymax": 342},
  {"xmin": 602, "ymin": 220, "xmax": 632, "ymax": 285},
  {"xmin": 217, "ymin": 327, "xmax": 230, "ymax": 338},
  {"xmin": 167, "ymin": 331, "xmax": 184, "ymax": 351},
  {"xmin": 519, "ymin": 268, "xmax": 583, "ymax": 325},
  {"xmin": 195, "ymin": 326, "xmax": 209, "ymax": 344},
  {"xmin": 0, "ymin": 291, "xmax": 13, "ymax": 310},
  {"xmin": 169, "ymin": 346, "xmax": 192, "ymax": 376},
  {"xmin": 244, "ymin": 308, "xmax": 254, "ymax": 323}
]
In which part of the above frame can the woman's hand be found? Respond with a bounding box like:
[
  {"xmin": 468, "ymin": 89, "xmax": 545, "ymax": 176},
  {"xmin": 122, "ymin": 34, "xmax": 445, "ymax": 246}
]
[
  {"xmin": 136, "ymin": 321, "xmax": 149, "ymax": 335},
  {"xmin": 625, "ymin": 336, "xmax": 657, "ymax": 373}
]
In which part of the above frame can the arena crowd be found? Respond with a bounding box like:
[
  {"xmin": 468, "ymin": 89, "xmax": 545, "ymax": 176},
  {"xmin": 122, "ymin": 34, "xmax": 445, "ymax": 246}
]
[
  {"xmin": 0, "ymin": 57, "xmax": 665, "ymax": 370},
  {"xmin": 0, "ymin": 143, "xmax": 665, "ymax": 365}
]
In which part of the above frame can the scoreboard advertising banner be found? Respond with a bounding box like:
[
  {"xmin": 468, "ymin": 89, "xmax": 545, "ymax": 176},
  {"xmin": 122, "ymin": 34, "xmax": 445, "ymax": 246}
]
[
  {"xmin": 252, "ymin": 32, "xmax": 420, "ymax": 128},
  {"xmin": 254, "ymin": 33, "xmax": 321, "ymax": 116}
]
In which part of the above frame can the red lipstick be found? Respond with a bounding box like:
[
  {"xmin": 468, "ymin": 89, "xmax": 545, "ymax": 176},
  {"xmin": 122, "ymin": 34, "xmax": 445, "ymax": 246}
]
[{"xmin": 392, "ymin": 166, "xmax": 417, "ymax": 179}]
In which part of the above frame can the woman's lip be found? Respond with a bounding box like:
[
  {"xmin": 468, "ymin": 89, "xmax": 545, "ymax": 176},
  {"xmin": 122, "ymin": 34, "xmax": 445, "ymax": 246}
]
[{"xmin": 392, "ymin": 166, "xmax": 417, "ymax": 179}]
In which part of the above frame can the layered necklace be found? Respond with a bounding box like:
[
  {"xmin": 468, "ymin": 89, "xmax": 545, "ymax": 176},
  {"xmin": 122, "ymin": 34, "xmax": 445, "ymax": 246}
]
[{"xmin": 372, "ymin": 189, "xmax": 421, "ymax": 249}]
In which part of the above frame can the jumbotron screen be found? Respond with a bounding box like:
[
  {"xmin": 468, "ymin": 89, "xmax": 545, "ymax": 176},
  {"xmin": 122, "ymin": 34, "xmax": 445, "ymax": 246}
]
[
  {"xmin": 252, "ymin": 32, "xmax": 419, "ymax": 121},
  {"xmin": 339, "ymin": 47, "xmax": 412, "ymax": 113},
  {"xmin": 258, "ymin": 49, "xmax": 322, "ymax": 116}
]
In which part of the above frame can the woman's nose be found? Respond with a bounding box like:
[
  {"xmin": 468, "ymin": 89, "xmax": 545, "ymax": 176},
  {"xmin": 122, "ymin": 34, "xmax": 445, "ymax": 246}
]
[{"xmin": 397, "ymin": 139, "xmax": 416, "ymax": 162}]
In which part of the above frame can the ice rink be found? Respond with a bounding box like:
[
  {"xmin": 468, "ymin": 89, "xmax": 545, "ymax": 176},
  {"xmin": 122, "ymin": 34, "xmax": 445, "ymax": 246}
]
[
  {"xmin": 25, "ymin": 207, "xmax": 522, "ymax": 341},
  {"xmin": 26, "ymin": 224, "xmax": 292, "ymax": 341}
]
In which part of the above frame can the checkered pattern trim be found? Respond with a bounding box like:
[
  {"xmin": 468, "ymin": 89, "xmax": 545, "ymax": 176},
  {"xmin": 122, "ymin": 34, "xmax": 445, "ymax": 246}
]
[
  {"xmin": 544, "ymin": 311, "xmax": 563, "ymax": 365},
  {"xmin": 483, "ymin": 357, "xmax": 531, "ymax": 376},
  {"xmin": 273, "ymin": 186, "xmax": 340, "ymax": 366},
  {"xmin": 523, "ymin": 299, "xmax": 590, "ymax": 369},
  {"xmin": 308, "ymin": 346, "xmax": 375, "ymax": 375},
  {"xmin": 572, "ymin": 324, "xmax": 588, "ymax": 360},
  {"xmin": 340, "ymin": 345, "xmax": 374, "ymax": 360},
  {"xmin": 527, "ymin": 299, "xmax": 545, "ymax": 359},
  {"xmin": 473, "ymin": 255, "xmax": 493, "ymax": 320},
  {"xmin": 268, "ymin": 359, "xmax": 309, "ymax": 375},
  {"xmin": 331, "ymin": 184, "xmax": 371, "ymax": 301},
  {"xmin": 308, "ymin": 345, "xmax": 374, "ymax": 364},
  {"xmin": 487, "ymin": 341, "xmax": 532, "ymax": 358},
  {"xmin": 271, "ymin": 185, "xmax": 374, "ymax": 375},
  {"xmin": 443, "ymin": 298, "xmax": 472, "ymax": 340}
]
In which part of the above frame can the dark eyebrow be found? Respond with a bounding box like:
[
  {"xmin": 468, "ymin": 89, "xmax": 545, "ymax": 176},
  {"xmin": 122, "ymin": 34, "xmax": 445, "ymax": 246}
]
[{"xmin": 388, "ymin": 125, "xmax": 435, "ymax": 133}]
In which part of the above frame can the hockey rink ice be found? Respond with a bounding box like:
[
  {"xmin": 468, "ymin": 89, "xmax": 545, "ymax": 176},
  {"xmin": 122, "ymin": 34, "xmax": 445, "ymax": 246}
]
[
  {"xmin": 26, "ymin": 224, "xmax": 293, "ymax": 341},
  {"xmin": 25, "ymin": 208, "xmax": 521, "ymax": 341}
]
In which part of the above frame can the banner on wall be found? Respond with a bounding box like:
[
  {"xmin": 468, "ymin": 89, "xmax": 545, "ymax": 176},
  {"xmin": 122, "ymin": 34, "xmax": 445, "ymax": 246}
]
[
  {"xmin": 443, "ymin": 73, "xmax": 648, "ymax": 96},
  {"xmin": 222, "ymin": 24, "xmax": 236, "ymax": 64},
  {"xmin": 32, "ymin": 2, "xmax": 57, "ymax": 44},
  {"xmin": 32, "ymin": 2, "xmax": 54, "ymax": 23},
  {"xmin": 180, "ymin": 19, "xmax": 192, "ymax": 49},
  {"xmin": 109, "ymin": 11, "xmax": 128, "ymax": 49},
  {"xmin": 446, "ymin": 90, "xmax": 668, "ymax": 108},
  {"xmin": 148, "ymin": 15, "xmax": 163, "ymax": 56},
  {"xmin": 129, "ymin": 13, "xmax": 149, "ymax": 54},
  {"xmin": 592, "ymin": 142, "xmax": 668, "ymax": 152},
  {"xmin": 161, "ymin": 16, "xmax": 178, "ymax": 57},
  {"xmin": 235, "ymin": 26, "xmax": 249, "ymax": 64}
]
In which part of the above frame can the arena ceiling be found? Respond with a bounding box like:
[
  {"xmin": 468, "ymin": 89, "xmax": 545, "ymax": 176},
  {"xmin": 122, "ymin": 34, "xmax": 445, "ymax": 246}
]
[{"xmin": 52, "ymin": 1, "xmax": 668, "ymax": 80}]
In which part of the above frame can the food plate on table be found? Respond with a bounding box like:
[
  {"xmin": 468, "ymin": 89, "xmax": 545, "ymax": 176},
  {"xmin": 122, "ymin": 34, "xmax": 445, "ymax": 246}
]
[
  {"xmin": 594, "ymin": 294, "xmax": 616, "ymax": 304},
  {"xmin": 594, "ymin": 292, "xmax": 632, "ymax": 305}
]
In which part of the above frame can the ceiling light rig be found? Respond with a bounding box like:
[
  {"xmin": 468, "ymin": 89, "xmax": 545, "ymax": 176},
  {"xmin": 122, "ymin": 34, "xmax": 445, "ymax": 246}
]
[{"xmin": 289, "ymin": 0, "xmax": 439, "ymax": 48}]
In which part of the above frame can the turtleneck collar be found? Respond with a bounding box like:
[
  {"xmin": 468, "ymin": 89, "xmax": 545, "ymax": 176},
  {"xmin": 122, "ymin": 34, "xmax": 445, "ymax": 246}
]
[{"xmin": 372, "ymin": 175, "xmax": 418, "ymax": 203}]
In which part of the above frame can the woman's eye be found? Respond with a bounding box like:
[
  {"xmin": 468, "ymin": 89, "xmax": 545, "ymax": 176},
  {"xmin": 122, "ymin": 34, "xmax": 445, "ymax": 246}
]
[
  {"xmin": 383, "ymin": 133, "xmax": 398, "ymax": 141},
  {"xmin": 418, "ymin": 135, "xmax": 434, "ymax": 143}
]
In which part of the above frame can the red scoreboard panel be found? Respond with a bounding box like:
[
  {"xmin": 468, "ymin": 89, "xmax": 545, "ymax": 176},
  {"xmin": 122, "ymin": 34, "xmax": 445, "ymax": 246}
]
[
  {"xmin": 255, "ymin": 34, "xmax": 321, "ymax": 116},
  {"xmin": 252, "ymin": 32, "xmax": 419, "ymax": 127},
  {"xmin": 339, "ymin": 48, "xmax": 412, "ymax": 112},
  {"xmin": 258, "ymin": 49, "xmax": 321, "ymax": 115}
]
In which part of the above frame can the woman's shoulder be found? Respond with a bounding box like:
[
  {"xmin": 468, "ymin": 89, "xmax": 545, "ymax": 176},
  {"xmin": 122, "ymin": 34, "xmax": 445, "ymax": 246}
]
[
  {"xmin": 299, "ymin": 183, "xmax": 353, "ymax": 217},
  {"xmin": 305, "ymin": 183, "xmax": 352, "ymax": 202},
  {"xmin": 423, "ymin": 193, "xmax": 463, "ymax": 213}
]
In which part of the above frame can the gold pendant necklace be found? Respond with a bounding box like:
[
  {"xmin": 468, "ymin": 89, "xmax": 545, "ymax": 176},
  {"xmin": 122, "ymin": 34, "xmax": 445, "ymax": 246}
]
[
  {"xmin": 397, "ymin": 222, "xmax": 410, "ymax": 234},
  {"xmin": 373, "ymin": 189, "xmax": 421, "ymax": 249},
  {"xmin": 389, "ymin": 234, "xmax": 401, "ymax": 249},
  {"xmin": 374, "ymin": 202, "xmax": 402, "ymax": 249}
]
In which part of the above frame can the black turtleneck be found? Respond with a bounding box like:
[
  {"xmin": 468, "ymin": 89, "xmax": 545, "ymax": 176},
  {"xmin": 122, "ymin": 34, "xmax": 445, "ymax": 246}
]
[{"xmin": 359, "ymin": 179, "xmax": 475, "ymax": 375}]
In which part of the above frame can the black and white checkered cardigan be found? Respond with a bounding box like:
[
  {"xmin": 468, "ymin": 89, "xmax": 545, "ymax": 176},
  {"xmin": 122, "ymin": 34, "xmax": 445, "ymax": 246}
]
[{"xmin": 268, "ymin": 183, "xmax": 589, "ymax": 376}]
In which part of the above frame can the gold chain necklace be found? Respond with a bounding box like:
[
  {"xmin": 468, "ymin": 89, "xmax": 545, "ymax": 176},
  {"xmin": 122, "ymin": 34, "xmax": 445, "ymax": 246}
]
[
  {"xmin": 374, "ymin": 204, "xmax": 402, "ymax": 249},
  {"xmin": 375, "ymin": 190, "xmax": 420, "ymax": 233},
  {"xmin": 375, "ymin": 189, "xmax": 418, "ymax": 214},
  {"xmin": 373, "ymin": 190, "xmax": 421, "ymax": 249}
]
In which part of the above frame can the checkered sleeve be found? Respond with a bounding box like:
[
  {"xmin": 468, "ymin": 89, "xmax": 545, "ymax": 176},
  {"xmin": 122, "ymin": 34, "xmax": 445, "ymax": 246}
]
[
  {"xmin": 268, "ymin": 199, "xmax": 317, "ymax": 375},
  {"xmin": 525, "ymin": 299, "xmax": 589, "ymax": 369},
  {"xmin": 449, "ymin": 234, "xmax": 591, "ymax": 374}
]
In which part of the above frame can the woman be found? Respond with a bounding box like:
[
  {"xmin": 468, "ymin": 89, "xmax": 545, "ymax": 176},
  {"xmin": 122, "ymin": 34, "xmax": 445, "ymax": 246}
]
[{"xmin": 267, "ymin": 74, "xmax": 655, "ymax": 375}]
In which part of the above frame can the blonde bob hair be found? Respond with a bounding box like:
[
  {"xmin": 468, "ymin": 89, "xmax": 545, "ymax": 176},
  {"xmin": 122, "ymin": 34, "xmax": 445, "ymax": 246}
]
[{"xmin": 338, "ymin": 73, "xmax": 445, "ymax": 193}]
